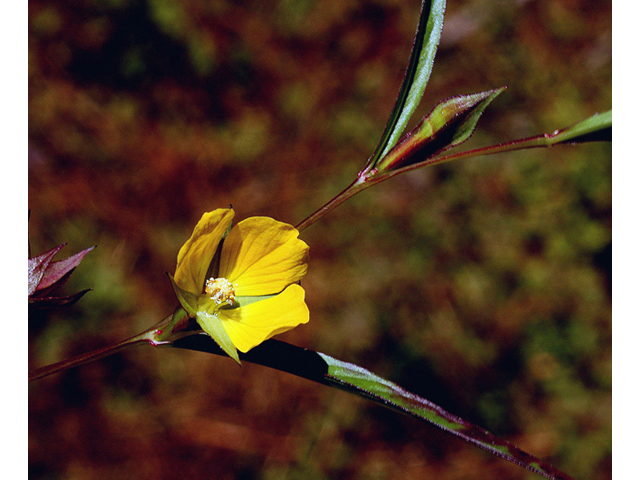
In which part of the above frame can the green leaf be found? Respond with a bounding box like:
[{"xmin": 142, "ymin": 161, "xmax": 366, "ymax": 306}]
[
  {"xmin": 363, "ymin": 0, "xmax": 446, "ymax": 174},
  {"xmin": 548, "ymin": 110, "xmax": 611, "ymax": 144},
  {"xmin": 171, "ymin": 335, "xmax": 574, "ymax": 480},
  {"xmin": 372, "ymin": 87, "xmax": 505, "ymax": 175}
]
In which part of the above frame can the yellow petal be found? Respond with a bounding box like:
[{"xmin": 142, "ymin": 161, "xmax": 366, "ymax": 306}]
[
  {"xmin": 219, "ymin": 217, "xmax": 309, "ymax": 297},
  {"xmin": 174, "ymin": 209, "xmax": 234, "ymax": 294},
  {"xmin": 219, "ymin": 284, "xmax": 309, "ymax": 352}
]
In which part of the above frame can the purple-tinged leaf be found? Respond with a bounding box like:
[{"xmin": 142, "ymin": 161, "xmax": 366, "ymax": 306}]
[
  {"xmin": 319, "ymin": 353, "xmax": 574, "ymax": 480},
  {"xmin": 29, "ymin": 289, "xmax": 91, "ymax": 308},
  {"xmin": 171, "ymin": 334, "xmax": 574, "ymax": 480},
  {"xmin": 369, "ymin": 88, "xmax": 505, "ymax": 177},
  {"xmin": 37, "ymin": 246, "xmax": 95, "ymax": 291},
  {"xmin": 28, "ymin": 244, "xmax": 65, "ymax": 296},
  {"xmin": 29, "ymin": 244, "xmax": 94, "ymax": 309}
]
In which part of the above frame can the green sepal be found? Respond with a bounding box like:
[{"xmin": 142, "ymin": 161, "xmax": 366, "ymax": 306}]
[
  {"xmin": 167, "ymin": 273, "xmax": 198, "ymax": 318},
  {"xmin": 196, "ymin": 311, "xmax": 241, "ymax": 364},
  {"xmin": 234, "ymin": 293, "xmax": 277, "ymax": 308},
  {"xmin": 373, "ymin": 87, "xmax": 505, "ymax": 175}
]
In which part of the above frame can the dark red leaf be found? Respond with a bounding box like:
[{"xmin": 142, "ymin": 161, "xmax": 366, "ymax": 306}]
[
  {"xmin": 37, "ymin": 246, "xmax": 95, "ymax": 291},
  {"xmin": 28, "ymin": 244, "xmax": 66, "ymax": 296}
]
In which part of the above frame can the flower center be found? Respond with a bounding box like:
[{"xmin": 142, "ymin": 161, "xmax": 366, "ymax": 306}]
[{"xmin": 205, "ymin": 277, "xmax": 236, "ymax": 306}]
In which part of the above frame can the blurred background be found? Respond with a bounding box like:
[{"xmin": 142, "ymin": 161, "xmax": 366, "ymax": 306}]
[{"xmin": 28, "ymin": 0, "xmax": 611, "ymax": 479}]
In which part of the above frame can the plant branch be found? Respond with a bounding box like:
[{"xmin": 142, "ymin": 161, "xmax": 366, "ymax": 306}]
[
  {"xmin": 295, "ymin": 178, "xmax": 368, "ymax": 232},
  {"xmin": 295, "ymin": 125, "xmax": 610, "ymax": 233}
]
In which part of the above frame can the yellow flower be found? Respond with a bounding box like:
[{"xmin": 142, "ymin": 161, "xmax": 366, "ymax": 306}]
[{"xmin": 170, "ymin": 209, "xmax": 310, "ymax": 363}]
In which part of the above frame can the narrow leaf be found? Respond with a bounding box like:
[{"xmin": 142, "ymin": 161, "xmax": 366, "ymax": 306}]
[
  {"xmin": 364, "ymin": 0, "xmax": 446, "ymax": 173},
  {"xmin": 372, "ymin": 87, "xmax": 505, "ymax": 175},
  {"xmin": 171, "ymin": 334, "xmax": 573, "ymax": 480},
  {"xmin": 318, "ymin": 352, "xmax": 574, "ymax": 480},
  {"xmin": 548, "ymin": 110, "xmax": 611, "ymax": 144}
]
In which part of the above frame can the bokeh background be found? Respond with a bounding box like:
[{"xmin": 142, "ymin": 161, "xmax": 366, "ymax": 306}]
[{"xmin": 28, "ymin": 0, "xmax": 611, "ymax": 479}]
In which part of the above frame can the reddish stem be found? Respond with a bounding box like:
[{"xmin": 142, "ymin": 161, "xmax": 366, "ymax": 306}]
[
  {"xmin": 294, "ymin": 132, "xmax": 561, "ymax": 232},
  {"xmin": 29, "ymin": 334, "xmax": 148, "ymax": 381},
  {"xmin": 295, "ymin": 177, "xmax": 368, "ymax": 232},
  {"xmin": 29, "ymin": 310, "xmax": 193, "ymax": 381}
]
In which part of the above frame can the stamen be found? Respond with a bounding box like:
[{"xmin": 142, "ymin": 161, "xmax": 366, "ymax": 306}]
[{"xmin": 205, "ymin": 277, "xmax": 236, "ymax": 306}]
